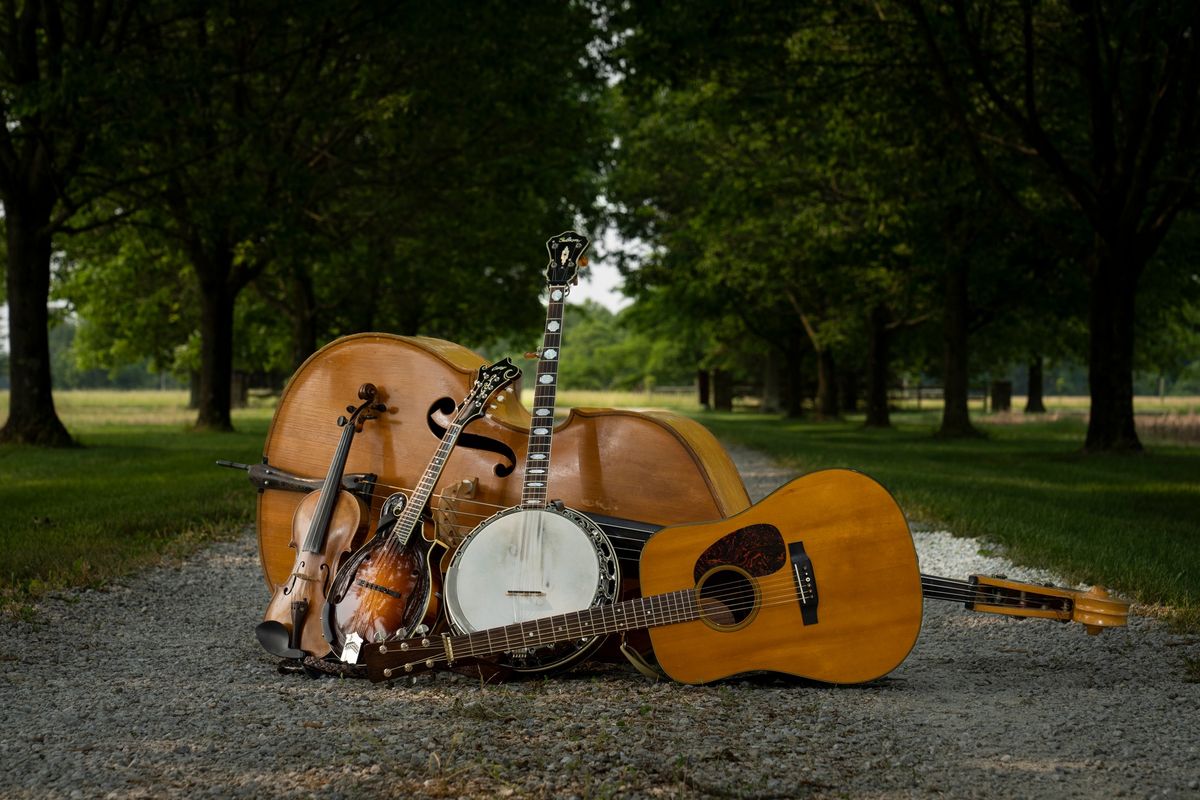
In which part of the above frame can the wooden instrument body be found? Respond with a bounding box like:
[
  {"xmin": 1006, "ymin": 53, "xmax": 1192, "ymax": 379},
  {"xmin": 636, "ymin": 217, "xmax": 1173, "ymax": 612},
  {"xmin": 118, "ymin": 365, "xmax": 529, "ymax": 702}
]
[
  {"xmin": 256, "ymin": 333, "xmax": 751, "ymax": 590},
  {"xmin": 641, "ymin": 469, "xmax": 924, "ymax": 685},
  {"xmin": 323, "ymin": 526, "xmax": 442, "ymax": 654},
  {"xmin": 262, "ymin": 488, "xmax": 366, "ymax": 656}
]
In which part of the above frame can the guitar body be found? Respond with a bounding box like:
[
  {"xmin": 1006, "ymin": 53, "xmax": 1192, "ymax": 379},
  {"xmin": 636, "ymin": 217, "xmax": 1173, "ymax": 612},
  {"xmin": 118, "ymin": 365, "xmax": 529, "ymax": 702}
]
[
  {"xmin": 640, "ymin": 469, "xmax": 923, "ymax": 685},
  {"xmin": 323, "ymin": 528, "xmax": 443, "ymax": 656}
]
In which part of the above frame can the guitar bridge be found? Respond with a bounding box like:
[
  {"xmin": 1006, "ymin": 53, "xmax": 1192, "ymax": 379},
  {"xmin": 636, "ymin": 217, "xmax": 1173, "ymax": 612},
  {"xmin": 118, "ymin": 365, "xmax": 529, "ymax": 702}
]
[{"xmin": 788, "ymin": 541, "xmax": 819, "ymax": 625}]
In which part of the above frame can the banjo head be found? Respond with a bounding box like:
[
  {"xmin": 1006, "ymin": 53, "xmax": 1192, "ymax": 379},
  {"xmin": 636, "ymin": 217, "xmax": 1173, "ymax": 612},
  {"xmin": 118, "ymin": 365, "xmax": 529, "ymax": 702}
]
[{"xmin": 444, "ymin": 506, "xmax": 620, "ymax": 673}]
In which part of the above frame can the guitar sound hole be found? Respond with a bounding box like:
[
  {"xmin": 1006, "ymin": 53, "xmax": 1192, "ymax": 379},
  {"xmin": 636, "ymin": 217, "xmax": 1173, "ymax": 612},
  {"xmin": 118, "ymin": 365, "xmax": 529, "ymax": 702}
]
[{"xmin": 696, "ymin": 566, "xmax": 759, "ymax": 632}]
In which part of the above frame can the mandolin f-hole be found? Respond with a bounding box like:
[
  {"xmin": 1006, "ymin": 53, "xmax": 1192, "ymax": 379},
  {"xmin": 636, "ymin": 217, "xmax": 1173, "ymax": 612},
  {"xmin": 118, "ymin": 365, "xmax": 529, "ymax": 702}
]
[{"xmin": 695, "ymin": 565, "xmax": 759, "ymax": 632}]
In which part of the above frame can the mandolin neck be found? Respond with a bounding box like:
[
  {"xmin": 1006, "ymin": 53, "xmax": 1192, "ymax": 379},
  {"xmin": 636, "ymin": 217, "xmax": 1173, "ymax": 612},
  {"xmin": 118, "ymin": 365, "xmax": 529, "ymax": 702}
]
[
  {"xmin": 521, "ymin": 283, "xmax": 568, "ymax": 508},
  {"xmin": 392, "ymin": 420, "xmax": 467, "ymax": 547}
]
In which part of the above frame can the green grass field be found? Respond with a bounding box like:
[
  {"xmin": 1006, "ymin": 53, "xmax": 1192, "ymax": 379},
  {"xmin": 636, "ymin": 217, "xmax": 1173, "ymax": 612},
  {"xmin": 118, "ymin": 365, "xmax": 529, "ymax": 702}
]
[
  {"xmin": 1, "ymin": 389, "xmax": 1198, "ymax": 628},
  {"xmin": 0, "ymin": 391, "xmax": 273, "ymax": 610}
]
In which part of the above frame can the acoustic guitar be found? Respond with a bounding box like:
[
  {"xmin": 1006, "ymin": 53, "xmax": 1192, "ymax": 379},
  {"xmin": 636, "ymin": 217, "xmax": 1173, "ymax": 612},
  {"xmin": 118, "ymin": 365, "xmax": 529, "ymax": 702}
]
[
  {"xmin": 363, "ymin": 468, "xmax": 1131, "ymax": 684},
  {"xmin": 366, "ymin": 468, "xmax": 925, "ymax": 684}
]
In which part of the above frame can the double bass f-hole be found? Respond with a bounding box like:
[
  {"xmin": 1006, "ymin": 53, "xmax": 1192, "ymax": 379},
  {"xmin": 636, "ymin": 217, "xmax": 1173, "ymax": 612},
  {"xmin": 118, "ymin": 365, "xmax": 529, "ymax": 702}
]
[{"xmin": 426, "ymin": 396, "xmax": 517, "ymax": 477}]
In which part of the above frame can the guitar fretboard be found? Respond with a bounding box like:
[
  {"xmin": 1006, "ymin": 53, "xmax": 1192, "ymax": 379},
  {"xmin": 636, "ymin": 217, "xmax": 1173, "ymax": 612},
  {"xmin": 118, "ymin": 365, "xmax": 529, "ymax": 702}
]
[
  {"xmin": 521, "ymin": 284, "xmax": 568, "ymax": 508},
  {"xmin": 450, "ymin": 589, "xmax": 699, "ymax": 661}
]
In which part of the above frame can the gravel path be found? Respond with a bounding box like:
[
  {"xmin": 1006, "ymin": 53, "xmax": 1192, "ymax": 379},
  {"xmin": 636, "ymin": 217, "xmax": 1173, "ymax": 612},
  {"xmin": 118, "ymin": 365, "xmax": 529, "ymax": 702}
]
[{"xmin": 2, "ymin": 444, "xmax": 1198, "ymax": 799}]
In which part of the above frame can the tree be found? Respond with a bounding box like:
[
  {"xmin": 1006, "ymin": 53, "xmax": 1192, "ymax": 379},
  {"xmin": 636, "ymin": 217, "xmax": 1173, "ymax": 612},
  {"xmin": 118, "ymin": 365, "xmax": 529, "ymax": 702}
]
[
  {"xmin": 0, "ymin": 0, "xmax": 158, "ymax": 445},
  {"xmin": 901, "ymin": 0, "xmax": 1200, "ymax": 451}
]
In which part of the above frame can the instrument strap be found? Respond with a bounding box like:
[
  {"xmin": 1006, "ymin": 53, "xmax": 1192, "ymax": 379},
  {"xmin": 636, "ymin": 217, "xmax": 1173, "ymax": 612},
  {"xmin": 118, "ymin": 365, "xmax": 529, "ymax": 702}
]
[{"xmin": 618, "ymin": 634, "xmax": 665, "ymax": 681}]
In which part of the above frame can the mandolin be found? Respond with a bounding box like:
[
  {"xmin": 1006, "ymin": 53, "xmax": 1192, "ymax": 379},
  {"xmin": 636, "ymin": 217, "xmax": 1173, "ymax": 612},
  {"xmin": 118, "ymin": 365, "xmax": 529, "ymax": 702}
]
[
  {"xmin": 441, "ymin": 231, "xmax": 622, "ymax": 675},
  {"xmin": 364, "ymin": 469, "xmax": 1131, "ymax": 684},
  {"xmin": 322, "ymin": 358, "xmax": 522, "ymax": 664},
  {"xmin": 256, "ymin": 384, "xmax": 386, "ymax": 659}
]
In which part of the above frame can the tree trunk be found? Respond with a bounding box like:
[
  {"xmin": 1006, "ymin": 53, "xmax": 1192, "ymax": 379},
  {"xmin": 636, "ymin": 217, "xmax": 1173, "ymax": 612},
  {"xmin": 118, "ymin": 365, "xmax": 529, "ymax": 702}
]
[
  {"xmin": 864, "ymin": 304, "xmax": 891, "ymax": 428},
  {"xmin": 288, "ymin": 267, "xmax": 319, "ymax": 372},
  {"xmin": 697, "ymin": 369, "xmax": 710, "ymax": 409},
  {"xmin": 760, "ymin": 350, "xmax": 783, "ymax": 414},
  {"xmin": 839, "ymin": 370, "xmax": 858, "ymax": 414},
  {"xmin": 195, "ymin": 264, "xmax": 236, "ymax": 431},
  {"xmin": 0, "ymin": 210, "xmax": 75, "ymax": 447},
  {"xmin": 783, "ymin": 348, "xmax": 806, "ymax": 418},
  {"xmin": 937, "ymin": 256, "xmax": 980, "ymax": 438},
  {"xmin": 1025, "ymin": 355, "xmax": 1046, "ymax": 413},
  {"xmin": 1085, "ymin": 248, "xmax": 1142, "ymax": 452},
  {"xmin": 815, "ymin": 349, "xmax": 838, "ymax": 419},
  {"xmin": 712, "ymin": 369, "xmax": 733, "ymax": 412}
]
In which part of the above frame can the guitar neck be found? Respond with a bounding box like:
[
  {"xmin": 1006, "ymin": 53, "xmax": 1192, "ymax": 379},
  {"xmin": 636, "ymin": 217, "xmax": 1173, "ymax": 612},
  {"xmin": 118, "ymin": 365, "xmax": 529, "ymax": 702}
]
[
  {"xmin": 393, "ymin": 421, "xmax": 466, "ymax": 547},
  {"xmin": 411, "ymin": 589, "xmax": 699, "ymax": 670},
  {"xmin": 521, "ymin": 283, "xmax": 568, "ymax": 508}
]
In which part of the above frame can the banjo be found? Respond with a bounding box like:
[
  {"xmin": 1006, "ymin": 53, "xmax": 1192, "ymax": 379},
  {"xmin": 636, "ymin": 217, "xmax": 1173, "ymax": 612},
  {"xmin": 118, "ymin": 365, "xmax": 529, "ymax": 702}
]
[{"xmin": 442, "ymin": 231, "xmax": 620, "ymax": 674}]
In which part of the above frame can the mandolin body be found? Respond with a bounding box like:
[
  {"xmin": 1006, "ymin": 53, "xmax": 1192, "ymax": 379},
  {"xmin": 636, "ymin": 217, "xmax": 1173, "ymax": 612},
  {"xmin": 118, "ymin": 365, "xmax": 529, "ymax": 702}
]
[
  {"xmin": 323, "ymin": 529, "xmax": 443, "ymax": 657},
  {"xmin": 640, "ymin": 469, "xmax": 924, "ymax": 685}
]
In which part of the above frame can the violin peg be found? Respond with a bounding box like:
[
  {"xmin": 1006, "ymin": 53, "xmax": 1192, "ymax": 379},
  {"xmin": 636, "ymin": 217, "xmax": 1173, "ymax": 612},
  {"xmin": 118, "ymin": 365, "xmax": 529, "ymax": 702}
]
[
  {"xmin": 373, "ymin": 403, "xmax": 388, "ymax": 413},
  {"xmin": 337, "ymin": 415, "xmax": 348, "ymax": 427},
  {"xmin": 346, "ymin": 405, "xmax": 356, "ymax": 414}
]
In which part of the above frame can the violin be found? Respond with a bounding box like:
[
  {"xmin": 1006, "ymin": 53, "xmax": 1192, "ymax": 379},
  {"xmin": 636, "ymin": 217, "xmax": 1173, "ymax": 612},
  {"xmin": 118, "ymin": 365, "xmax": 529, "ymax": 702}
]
[
  {"xmin": 322, "ymin": 358, "xmax": 522, "ymax": 663},
  {"xmin": 255, "ymin": 384, "xmax": 386, "ymax": 658}
]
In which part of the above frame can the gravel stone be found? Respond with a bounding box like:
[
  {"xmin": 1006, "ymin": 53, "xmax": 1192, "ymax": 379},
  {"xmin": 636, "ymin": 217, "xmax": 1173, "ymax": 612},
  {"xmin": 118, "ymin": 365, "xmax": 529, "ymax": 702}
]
[{"xmin": 1, "ymin": 443, "xmax": 1196, "ymax": 798}]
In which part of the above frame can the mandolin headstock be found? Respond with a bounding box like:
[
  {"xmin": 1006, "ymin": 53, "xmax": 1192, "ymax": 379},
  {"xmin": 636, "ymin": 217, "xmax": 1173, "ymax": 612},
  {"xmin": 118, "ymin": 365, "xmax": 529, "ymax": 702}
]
[{"xmin": 968, "ymin": 576, "xmax": 1130, "ymax": 634}]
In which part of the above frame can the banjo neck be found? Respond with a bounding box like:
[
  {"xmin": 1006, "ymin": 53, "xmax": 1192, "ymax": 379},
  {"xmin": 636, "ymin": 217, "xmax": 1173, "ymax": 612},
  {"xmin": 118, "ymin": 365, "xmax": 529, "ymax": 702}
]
[
  {"xmin": 522, "ymin": 282, "xmax": 568, "ymax": 508},
  {"xmin": 521, "ymin": 230, "xmax": 589, "ymax": 509}
]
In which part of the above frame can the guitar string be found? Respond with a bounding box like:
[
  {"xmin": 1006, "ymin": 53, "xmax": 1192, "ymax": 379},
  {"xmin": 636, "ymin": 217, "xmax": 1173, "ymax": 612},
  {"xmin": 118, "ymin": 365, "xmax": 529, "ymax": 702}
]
[
  {"xmin": 439, "ymin": 574, "xmax": 1087, "ymax": 667},
  {"xmin": 376, "ymin": 571, "xmax": 1091, "ymax": 674}
]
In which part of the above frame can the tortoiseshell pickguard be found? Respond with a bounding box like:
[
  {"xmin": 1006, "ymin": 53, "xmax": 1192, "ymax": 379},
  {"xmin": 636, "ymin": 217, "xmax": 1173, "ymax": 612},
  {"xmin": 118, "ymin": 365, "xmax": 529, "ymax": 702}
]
[{"xmin": 693, "ymin": 523, "xmax": 787, "ymax": 583}]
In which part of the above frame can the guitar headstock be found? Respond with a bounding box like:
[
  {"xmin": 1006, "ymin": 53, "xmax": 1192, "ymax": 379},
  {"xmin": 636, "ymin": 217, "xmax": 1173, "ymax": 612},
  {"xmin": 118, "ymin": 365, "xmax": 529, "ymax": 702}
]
[
  {"xmin": 969, "ymin": 576, "xmax": 1130, "ymax": 634},
  {"xmin": 455, "ymin": 357, "xmax": 521, "ymax": 426},
  {"xmin": 362, "ymin": 636, "xmax": 448, "ymax": 682},
  {"xmin": 545, "ymin": 230, "xmax": 589, "ymax": 286}
]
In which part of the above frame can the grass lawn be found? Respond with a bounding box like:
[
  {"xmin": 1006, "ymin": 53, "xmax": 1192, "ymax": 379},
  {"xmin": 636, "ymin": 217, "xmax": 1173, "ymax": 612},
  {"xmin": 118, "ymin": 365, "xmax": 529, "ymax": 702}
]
[
  {"xmin": 0, "ymin": 391, "xmax": 272, "ymax": 611},
  {"xmin": 2, "ymin": 389, "xmax": 1197, "ymax": 629}
]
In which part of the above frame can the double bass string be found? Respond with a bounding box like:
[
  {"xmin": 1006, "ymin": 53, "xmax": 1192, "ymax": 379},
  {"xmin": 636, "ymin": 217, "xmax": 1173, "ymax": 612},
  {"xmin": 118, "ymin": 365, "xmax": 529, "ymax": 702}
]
[{"xmin": 343, "ymin": 480, "xmax": 654, "ymax": 561}]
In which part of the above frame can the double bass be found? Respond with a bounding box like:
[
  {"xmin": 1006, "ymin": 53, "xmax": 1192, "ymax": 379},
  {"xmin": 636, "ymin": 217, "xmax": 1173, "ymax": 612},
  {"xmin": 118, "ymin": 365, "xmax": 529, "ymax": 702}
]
[{"xmin": 254, "ymin": 334, "xmax": 752, "ymax": 611}]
